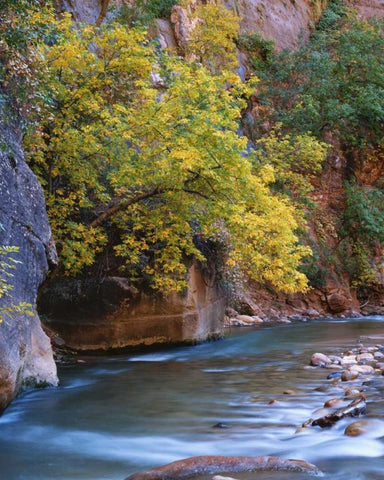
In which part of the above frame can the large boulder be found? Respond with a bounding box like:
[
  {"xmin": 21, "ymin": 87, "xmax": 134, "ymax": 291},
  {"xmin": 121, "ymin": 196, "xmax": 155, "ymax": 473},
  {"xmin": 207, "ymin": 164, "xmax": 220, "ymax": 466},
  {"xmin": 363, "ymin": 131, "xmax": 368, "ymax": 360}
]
[
  {"xmin": 0, "ymin": 107, "xmax": 58, "ymax": 412},
  {"xmin": 39, "ymin": 262, "xmax": 225, "ymax": 351},
  {"xmin": 125, "ymin": 455, "xmax": 321, "ymax": 480}
]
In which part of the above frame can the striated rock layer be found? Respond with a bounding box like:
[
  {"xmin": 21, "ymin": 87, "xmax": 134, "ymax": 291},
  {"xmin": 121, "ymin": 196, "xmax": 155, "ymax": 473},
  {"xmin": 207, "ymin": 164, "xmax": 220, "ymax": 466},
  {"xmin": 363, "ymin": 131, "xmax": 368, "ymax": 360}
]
[
  {"xmin": 0, "ymin": 107, "xmax": 58, "ymax": 412},
  {"xmin": 40, "ymin": 263, "xmax": 225, "ymax": 351}
]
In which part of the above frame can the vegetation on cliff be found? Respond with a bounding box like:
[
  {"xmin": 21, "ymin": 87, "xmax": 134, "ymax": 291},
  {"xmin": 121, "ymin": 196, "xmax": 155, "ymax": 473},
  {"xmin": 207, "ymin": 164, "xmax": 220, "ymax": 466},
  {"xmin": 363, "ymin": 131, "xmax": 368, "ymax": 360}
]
[
  {"xmin": 3, "ymin": 0, "xmax": 382, "ymax": 302},
  {"xmin": 0, "ymin": 246, "xmax": 33, "ymax": 322},
  {"xmin": 243, "ymin": 0, "xmax": 384, "ymax": 291},
  {"xmin": 1, "ymin": 0, "xmax": 330, "ymax": 295}
]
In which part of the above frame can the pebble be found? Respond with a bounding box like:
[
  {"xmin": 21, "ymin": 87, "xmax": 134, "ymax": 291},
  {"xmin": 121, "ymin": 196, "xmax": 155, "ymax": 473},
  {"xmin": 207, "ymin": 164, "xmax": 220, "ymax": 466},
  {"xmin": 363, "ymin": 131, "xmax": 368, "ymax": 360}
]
[
  {"xmin": 340, "ymin": 355, "xmax": 357, "ymax": 366},
  {"xmin": 327, "ymin": 371, "xmax": 343, "ymax": 379},
  {"xmin": 356, "ymin": 353, "xmax": 375, "ymax": 363},
  {"xmin": 344, "ymin": 387, "xmax": 361, "ymax": 397},
  {"xmin": 349, "ymin": 365, "xmax": 375, "ymax": 375},
  {"xmin": 283, "ymin": 389, "xmax": 296, "ymax": 395},
  {"xmin": 341, "ymin": 370, "xmax": 359, "ymax": 381},
  {"xmin": 324, "ymin": 397, "xmax": 344, "ymax": 408},
  {"xmin": 311, "ymin": 352, "xmax": 331, "ymax": 367}
]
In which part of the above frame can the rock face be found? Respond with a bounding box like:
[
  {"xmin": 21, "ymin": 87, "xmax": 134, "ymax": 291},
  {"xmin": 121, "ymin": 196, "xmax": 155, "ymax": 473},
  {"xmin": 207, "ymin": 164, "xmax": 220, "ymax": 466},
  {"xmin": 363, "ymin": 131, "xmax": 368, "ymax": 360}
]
[
  {"xmin": 0, "ymin": 106, "xmax": 58, "ymax": 412},
  {"xmin": 39, "ymin": 263, "xmax": 225, "ymax": 351},
  {"xmin": 347, "ymin": 0, "xmax": 384, "ymax": 19},
  {"xmin": 55, "ymin": 0, "xmax": 109, "ymax": 24}
]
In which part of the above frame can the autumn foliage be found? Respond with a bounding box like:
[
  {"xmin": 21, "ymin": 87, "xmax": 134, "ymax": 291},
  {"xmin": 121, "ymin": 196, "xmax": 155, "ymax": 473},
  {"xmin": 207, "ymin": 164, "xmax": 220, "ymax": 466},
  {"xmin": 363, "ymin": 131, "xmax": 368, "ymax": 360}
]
[{"xmin": 1, "ymin": 2, "xmax": 327, "ymax": 293}]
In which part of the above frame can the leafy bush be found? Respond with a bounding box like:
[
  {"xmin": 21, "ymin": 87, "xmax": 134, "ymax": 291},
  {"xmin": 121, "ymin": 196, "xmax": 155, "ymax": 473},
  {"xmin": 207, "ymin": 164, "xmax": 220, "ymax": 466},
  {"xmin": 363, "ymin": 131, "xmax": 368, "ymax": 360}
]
[
  {"xmin": 118, "ymin": 0, "xmax": 178, "ymax": 26},
  {"xmin": 344, "ymin": 182, "xmax": 384, "ymax": 245},
  {"xmin": 256, "ymin": 12, "xmax": 384, "ymax": 151},
  {"xmin": 0, "ymin": 246, "xmax": 33, "ymax": 322},
  {"xmin": 236, "ymin": 32, "xmax": 274, "ymax": 71}
]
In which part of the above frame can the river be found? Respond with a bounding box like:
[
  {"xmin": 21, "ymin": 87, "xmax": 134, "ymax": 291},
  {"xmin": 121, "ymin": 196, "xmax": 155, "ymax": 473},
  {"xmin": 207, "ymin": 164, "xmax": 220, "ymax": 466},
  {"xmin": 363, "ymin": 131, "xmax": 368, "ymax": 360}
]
[{"xmin": 0, "ymin": 317, "xmax": 383, "ymax": 480}]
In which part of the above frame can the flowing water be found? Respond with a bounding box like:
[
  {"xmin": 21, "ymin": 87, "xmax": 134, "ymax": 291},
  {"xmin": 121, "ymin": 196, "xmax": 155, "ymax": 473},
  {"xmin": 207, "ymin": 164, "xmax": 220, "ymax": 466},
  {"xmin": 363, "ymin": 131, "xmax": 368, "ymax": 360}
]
[{"xmin": 0, "ymin": 317, "xmax": 383, "ymax": 480}]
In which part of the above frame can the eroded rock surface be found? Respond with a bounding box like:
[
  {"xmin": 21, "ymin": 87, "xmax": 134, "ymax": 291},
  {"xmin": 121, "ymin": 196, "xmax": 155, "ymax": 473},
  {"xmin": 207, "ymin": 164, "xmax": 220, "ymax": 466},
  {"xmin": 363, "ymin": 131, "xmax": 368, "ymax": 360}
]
[
  {"xmin": 40, "ymin": 263, "xmax": 225, "ymax": 351},
  {"xmin": 0, "ymin": 106, "xmax": 58, "ymax": 412}
]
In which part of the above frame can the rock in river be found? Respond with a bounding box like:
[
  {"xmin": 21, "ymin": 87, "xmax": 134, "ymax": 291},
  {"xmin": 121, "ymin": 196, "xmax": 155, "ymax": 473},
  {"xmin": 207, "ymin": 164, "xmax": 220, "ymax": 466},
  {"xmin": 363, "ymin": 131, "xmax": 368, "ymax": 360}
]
[
  {"xmin": 311, "ymin": 353, "xmax": 331, "ymax": 367},
  {"xmin": 124, "ymin": 455, "xmax": 321, "ymax": 480},
  {"xmin": 345, "ymin": 419, "xmax": 384, "ymax": 437}
]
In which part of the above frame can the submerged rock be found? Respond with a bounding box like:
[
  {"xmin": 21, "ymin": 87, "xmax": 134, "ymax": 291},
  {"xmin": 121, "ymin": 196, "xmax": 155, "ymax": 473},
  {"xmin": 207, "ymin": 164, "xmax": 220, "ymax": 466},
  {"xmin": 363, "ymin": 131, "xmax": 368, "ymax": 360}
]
[
  {"xmin": 344, "ymin": 419, "xmax": 384, "ymax": 437},
  {"xmin": 124, "ymin": 455, "xmax": 321, "ymax": 480},
  {"xmin": 311, "ymin": 395, "xmax": 366, "ymax": 428}
]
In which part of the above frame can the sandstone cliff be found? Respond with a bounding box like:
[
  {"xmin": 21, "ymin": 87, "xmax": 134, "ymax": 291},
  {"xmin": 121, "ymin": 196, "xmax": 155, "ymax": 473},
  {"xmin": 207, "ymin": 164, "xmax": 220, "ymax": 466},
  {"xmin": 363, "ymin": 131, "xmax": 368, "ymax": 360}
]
[
  {"xmin": 0, "ymin": 105, "xmax": 58, "ymax": 412},
  {"xmin": 39, "ymin": 263, "xmax": 225, "ymax": 351},
  {"xmin": 56, "ymin": 1, "xmax": 384, "ymax": 51}
]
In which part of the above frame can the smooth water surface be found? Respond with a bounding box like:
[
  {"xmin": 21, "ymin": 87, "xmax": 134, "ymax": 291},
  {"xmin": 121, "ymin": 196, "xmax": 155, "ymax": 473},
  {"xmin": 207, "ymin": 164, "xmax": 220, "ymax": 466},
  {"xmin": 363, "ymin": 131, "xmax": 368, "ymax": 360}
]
[{"xmin": 0, "ymin": 317, "xmax": 383, "ymax": 480}]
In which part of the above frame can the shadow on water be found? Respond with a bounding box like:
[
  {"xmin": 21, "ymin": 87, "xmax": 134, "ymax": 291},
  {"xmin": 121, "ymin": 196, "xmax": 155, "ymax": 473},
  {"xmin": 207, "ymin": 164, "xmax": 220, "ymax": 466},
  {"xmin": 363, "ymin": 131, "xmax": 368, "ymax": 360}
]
[{"xmin": 0, "ymin": 317, "xmax": 383, "ymax": 479}]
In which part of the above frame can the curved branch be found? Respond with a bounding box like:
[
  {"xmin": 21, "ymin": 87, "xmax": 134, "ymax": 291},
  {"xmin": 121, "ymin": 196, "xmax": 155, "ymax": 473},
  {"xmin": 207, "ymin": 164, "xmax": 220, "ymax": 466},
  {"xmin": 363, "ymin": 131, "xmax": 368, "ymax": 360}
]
[{"xmin": 90, "ymin": 187, "xmax": 162, "ymax": 228}]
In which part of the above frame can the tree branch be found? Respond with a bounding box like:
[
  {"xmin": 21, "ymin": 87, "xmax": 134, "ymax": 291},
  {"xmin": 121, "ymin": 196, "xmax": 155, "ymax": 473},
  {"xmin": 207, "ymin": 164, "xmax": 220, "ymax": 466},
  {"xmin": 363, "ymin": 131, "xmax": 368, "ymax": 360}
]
[{"xmin": 90, "ymin": 187, "xmax": 162, "ymax": 227}]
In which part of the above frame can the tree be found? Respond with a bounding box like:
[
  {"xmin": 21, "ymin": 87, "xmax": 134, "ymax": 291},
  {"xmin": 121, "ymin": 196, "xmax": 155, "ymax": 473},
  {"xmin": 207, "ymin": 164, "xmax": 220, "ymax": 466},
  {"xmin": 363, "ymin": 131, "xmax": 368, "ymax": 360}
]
[
  {"xmin": 185, "ymin": 2, "xmax": 240, "ymax": 74},
  {"xmin": 0, "ymin": 5, "xmax": 326, "ymax": 294},
  {"xmin": 256, "ymin": 9, "xmax": 384, "ymax": 153}
]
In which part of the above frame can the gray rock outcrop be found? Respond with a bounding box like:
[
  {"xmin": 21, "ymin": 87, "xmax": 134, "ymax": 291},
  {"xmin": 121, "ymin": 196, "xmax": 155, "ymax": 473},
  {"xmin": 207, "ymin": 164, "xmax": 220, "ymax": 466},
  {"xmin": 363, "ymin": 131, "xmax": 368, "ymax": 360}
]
[{"xmin": 0, "ymin": 106, "xmax": 58, "ymax": 412}]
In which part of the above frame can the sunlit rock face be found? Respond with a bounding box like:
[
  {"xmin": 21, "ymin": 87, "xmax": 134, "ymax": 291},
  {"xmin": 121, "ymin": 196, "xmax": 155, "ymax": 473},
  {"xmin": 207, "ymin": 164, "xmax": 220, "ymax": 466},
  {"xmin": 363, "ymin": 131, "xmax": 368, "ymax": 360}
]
[
  {"xmin": 0, "ymin": 105, "xmax": 58, "ymax": 413},
  {"xmin": 56, "ymin": 1, "xmax": 384, "ymax": 51},
  {"xmin": 55, "ymin": 0, "xmax": 105, "ymax": 23},
  {"xmin": 347, "ymin": 0, "xmax": 384, "ymax": 19}
]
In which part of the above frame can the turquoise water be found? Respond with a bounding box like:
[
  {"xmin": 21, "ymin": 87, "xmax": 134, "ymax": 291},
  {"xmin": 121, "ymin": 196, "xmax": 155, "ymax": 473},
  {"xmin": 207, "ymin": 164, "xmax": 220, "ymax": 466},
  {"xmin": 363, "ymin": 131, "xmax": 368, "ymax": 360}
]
[{"xmin": 0, "ymin": 317, "xmax": 383, "ymax": 480}]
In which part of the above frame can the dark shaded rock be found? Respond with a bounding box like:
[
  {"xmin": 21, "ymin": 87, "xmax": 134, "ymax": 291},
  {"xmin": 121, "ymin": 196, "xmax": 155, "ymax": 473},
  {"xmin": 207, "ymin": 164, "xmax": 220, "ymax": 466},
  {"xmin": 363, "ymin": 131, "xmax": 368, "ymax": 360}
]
[
  {"xmin": 212, "ymin": 423, "xmax": 229, "ymax": 429},
  {"xmin": 311, "ymin": 395, "xmax": 366, "ymax": 428},
  {"xmin": 124, "ymin": 455, "xmax": 321, "ymax": 480},
  {"xmin": 327, "ymin": 293, "xmax": 350, "ymax": 313},
  {"xmin": 0, "ymin": 104, "xmax": 58, "ymax": 412},
  {"xmin": 40, "ymin": 264, "xmax": 225, "ymax": 352}
]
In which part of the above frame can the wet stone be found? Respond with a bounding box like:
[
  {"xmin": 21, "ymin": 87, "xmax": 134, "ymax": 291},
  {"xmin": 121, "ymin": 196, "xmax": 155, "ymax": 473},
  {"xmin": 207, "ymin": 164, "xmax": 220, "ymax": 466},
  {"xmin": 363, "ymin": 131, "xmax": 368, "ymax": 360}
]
[
  {"xmin": 341, "ymin": 370, "xmax": 359, "ymax": 381},
  {"xmin": 340, "ymin": 355, "xmax": 357, "ymax": 366},
  {"xmin": 349, "ymin": 365, "xmax": 375, "ymax": 375},
  {"xmin": 311, "ymin": 353, "xmax": 331, "ymax": 367},
  {"xmin": 356, "ymin": 353, "xmax": 375, "ymax": 363},
  {"xmin": 324, "ymin": 397, "xmax": 344, "ymax": 408}
]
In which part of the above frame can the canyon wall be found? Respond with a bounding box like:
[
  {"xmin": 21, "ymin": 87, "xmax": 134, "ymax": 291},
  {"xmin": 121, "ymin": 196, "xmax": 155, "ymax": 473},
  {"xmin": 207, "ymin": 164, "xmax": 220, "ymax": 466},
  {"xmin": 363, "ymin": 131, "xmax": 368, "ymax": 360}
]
[
  {"xmin": 0, "ymin": 105, "xmax": 58, "ymax": 412},
  {"xmin": 39, "ymin": 263, "xmax": 225, "ymax": 351}
]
